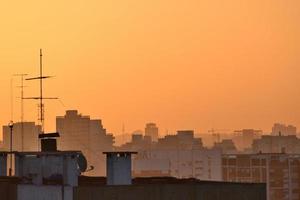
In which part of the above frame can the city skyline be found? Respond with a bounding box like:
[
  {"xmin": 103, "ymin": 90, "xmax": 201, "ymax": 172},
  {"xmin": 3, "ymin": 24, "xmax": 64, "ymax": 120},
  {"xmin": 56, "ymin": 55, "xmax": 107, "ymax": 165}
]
[
  {"xmin": 1, "ymin": 1, "xmax": 299, "ymax": 200},
  {"xmin": 0, "ymin": 0, "xmax": 299, "ymax": 136}
]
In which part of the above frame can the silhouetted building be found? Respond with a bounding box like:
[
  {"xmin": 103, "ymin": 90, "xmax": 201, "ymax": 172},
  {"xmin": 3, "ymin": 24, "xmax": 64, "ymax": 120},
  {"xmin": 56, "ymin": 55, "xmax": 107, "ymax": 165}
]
[
  {"xmin": 252, "ymin": 135, "xmax": 300, "ymax": 154},
  {"xmin": 233, "ymin": 129, "xmax": 262, "ymax": 151},
  {"xmin": 222, "ymin": 153, "xmax": 300, "ymax": 200},
  {"xmin": 119, "ymin": 134, "xmax": 152, "ymax": 151},
  {"xmin": 133, "ymin": 148, "xmax": 222, "ymax": 181},
  {"xmin": 56, "ymin": 110, "xmax": 114, "ymax": 176},
  {"xmin": 2, "ymin": 122, "xmax": 41, "ymax": 152},
  {"xmin": 213, "ymin": 139, "xmax": 238, "ymax": 154},
  {"xmin": 271, "ymin": 123, "xmax": 297, "ymax": 136},
  {"xmin": 157, "ymin": 130, "xmax": 203, "ymax": 150},
  {"xmin": 145, "ymin": 123, "xmax": 159, "ymax": 142}
]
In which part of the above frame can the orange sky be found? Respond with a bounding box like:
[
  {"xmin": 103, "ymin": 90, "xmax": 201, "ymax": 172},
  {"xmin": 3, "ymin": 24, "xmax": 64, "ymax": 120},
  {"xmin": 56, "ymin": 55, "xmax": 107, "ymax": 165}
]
[{"xmin": 0, "ymin": 0, "xmax": 299, "ymax": 136}]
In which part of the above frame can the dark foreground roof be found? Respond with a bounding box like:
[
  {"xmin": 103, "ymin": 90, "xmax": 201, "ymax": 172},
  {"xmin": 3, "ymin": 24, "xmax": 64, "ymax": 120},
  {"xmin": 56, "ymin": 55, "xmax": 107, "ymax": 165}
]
[{"xmin": 78, "ymin": 176, "xmax": 265, "ymax": 186}]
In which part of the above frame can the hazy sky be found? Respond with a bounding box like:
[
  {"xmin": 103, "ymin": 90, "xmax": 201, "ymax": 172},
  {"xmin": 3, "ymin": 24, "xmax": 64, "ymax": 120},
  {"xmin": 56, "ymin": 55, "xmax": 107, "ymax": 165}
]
[{"xmin": 0, "ymin": 0, "xmax": 299, "ymax": 136}]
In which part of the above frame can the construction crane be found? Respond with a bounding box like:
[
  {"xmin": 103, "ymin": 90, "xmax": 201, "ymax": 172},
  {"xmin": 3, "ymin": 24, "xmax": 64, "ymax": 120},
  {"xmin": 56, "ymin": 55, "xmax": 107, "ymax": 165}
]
[{"xmin": 208, "ymin": 128, "xmax": 231, "ymax": 144}]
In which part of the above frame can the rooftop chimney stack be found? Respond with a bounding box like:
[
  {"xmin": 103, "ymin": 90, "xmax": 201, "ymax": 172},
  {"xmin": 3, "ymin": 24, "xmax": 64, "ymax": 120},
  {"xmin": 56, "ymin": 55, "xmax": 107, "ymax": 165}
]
[
  {"xmin": 39, "ymin": 132, "xmax": 60, "ymax": 152},
  {"xmin": 103, "ymin": 152, "xmax": 137, "ymax": 185}
]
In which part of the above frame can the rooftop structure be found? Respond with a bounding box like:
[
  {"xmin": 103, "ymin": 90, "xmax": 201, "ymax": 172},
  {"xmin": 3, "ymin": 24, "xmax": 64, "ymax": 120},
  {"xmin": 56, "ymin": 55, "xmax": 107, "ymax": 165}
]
[
  {"xmin": 0, "ymin": 176, "xmax": 266, "ymax": 200},
  {"xmin": 103, "ymin": 151, "xmax": 137, "ymax": 185},
  {"xmin": 15, "ymin": 151, "xmax": 83, "ymax": 186}
]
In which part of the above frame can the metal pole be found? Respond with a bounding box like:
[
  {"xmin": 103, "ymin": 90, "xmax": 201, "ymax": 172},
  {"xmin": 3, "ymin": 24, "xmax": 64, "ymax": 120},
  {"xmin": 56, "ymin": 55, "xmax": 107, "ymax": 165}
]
[
  {"xmin": 8, "ymin": 121, "xmax": 13, "ymax": 176},
  {"xmin": 21, "ymin": 75, "xmax": 24, "ymax": 150},
  {"xmin": 40, "ymin": 49, "xmax": 44, "ymax": 133},
  {"xmin": 13, "ymin": 74, "xmax": 28, "ymax": 151}
]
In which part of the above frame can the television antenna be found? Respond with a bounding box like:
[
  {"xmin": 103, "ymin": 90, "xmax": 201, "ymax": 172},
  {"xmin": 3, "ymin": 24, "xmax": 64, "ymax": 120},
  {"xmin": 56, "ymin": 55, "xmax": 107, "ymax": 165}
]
[
  {"xmin": 24, "ymin": 49, "xmax": 58, "ymax": 133},
  {"xmin": 13, "ymin": 73, "xmax": 28, "ymax": 150}
]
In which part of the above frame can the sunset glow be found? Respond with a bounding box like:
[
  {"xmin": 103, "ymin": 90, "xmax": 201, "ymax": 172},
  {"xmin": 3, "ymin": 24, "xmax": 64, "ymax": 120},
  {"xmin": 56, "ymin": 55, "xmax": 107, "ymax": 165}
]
[{"xmin": 1, "ymin": 0, "xmax": 299, "ymax": 136}]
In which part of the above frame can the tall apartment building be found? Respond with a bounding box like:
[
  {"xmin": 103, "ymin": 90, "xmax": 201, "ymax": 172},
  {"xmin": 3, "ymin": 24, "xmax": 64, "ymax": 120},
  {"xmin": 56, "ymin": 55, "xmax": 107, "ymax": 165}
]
[
  {"xmin": 2, "ymin": 122, "xmax": 41, "ymax": 151},
  {"xmin": 222, "ymin": 153, "xmax": 300, "ymax": 200},
  {"xmin": 56, "ymin": 110, "xmax": 114, "ymax": 176},
  {"xmin": 145, "ymin": 123, "xmax": 159, "ymax": 142},
  {"xmin": 272, "ymin": 123, "xmax": 297, "ymax": 136},
  {"xmin": 252, "ymin": 135, "xmax": 300, "ymax": 154}
]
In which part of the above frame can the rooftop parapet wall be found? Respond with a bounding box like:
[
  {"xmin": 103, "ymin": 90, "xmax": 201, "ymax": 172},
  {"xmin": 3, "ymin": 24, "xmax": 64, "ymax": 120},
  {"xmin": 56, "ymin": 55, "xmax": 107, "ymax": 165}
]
[{"xmin": 74, "ymin": 181, "xmax": 266, "ymax": 200}]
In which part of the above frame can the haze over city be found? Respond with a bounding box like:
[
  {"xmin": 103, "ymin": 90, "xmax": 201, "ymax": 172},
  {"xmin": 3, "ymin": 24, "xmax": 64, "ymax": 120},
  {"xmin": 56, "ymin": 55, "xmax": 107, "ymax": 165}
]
[
  {"xmin": 1, "ymin": 1, "xmax": 300, "ymax": 200},
  {"xmin": 0, "ymin": 0, "xmax": 299, "ymax": 137}
]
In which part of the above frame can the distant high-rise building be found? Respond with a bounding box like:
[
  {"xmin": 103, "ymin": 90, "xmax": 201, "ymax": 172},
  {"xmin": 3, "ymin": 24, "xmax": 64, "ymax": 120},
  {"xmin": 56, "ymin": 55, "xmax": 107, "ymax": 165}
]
[
  {"xmin": 233, "ymin": 129, "xmax": 262, "ymax": 151},
  {"xmin": 252, "ymin": 135, "xmax": 300, "ymax": 154},
  {"xmin": 271, "ymin": 123, "xmax": 297, "ymax": 136},
  {"xmin": 145, "ymin": 123, "xmax": 159, "ymax": 142},
  {"xmin": 119, "ymin": 134, "xmax": 152, "ymax": 151},
  {"xmin": 2, "ymin": 122, "xmax": 41, "ymax": 152},
  {"xmin": 156, "ymin": 130, "xmax": 203, "ymax": 150},
  {"xmin": 56, "ymin": 110, "xmax": 114, "ymax": 176},
  {"xmin": 213, "ymin": 139, "xmax": 238, "ymax": 154}
]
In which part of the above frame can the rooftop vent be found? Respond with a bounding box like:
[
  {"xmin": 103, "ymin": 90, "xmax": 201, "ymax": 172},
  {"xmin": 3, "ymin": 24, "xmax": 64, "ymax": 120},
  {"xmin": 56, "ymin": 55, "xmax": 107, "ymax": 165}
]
[
  {"xmin": 39, "ymin": 132, "xmax": 60, "ymax": 152},
  {"xmin": 103, "ymin": 151, "xmax": 137, "ymax": 185}
]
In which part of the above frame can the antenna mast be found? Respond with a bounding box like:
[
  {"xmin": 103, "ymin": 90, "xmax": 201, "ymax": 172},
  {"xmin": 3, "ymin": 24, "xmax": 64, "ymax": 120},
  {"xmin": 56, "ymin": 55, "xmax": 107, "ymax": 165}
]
[
  {"xmin": 13, "ymin": 73, "xmax": 28, "ymax": 150},
  {"xmin": 25, "ymin": 49, "xmax": 57, "ymax": 133}
]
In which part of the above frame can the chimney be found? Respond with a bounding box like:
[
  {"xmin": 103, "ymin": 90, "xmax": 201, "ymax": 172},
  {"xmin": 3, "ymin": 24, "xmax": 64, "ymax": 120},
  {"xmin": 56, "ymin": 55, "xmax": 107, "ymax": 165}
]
[
  {"xmin": 103, "ymin": 151, "xmax": 137, "ymax": 185},
  {"xmin": 0, "ymin": 153, "xmax": 7, "ymax": 176},
  {"xmin": 39, "ymin": 132, "xmax": 60, "ymax": 152}
]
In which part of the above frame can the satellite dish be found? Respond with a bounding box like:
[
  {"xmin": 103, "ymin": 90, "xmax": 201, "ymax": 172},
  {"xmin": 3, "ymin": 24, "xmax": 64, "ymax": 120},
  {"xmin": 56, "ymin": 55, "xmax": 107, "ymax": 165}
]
[
  {"xmin": 77, "ymin": 153, "xmax": 88, "ymax": 172},
  {"xmin": 85, "ymin": 165, "xmax": 94, "ymax": 172}
]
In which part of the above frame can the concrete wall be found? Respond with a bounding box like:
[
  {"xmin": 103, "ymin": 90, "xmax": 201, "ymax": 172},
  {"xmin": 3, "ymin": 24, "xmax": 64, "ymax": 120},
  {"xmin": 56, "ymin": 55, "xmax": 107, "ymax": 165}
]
[
  {"xmin": 74, "ymin": 183, "xmax": 266, "ymax": 200},
  {"xmin": 0, "ymin": 154, "xmax": 7, "ymax": 176},
  {"xmin": 17, "ymin": 185, "xmax": 73, "ymax": 200},
  {"xmin": 15, "ymin": 154, "xmax": 79, "ymax": 186},
  {"xmin": 0, "ymin": 182, "xmax": 17, "ymax": 200},
  {"xmin": 106, "ymin": 153, "xmax": 132, "ymax": 185}
]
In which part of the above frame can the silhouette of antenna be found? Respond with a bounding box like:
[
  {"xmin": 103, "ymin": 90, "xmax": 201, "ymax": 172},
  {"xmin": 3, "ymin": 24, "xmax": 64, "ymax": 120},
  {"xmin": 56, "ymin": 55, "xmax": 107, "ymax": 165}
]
[
  {"xmin": 10, "ymin": 78, "xmax": 14, "ymax": 121},
  {"xmin": 24, "ymin": 49, "xmax": 58, "ymax": 133},
  {"xmin": 13, "ymin": 73, "xmax": 28, "ymax": 151},
  {"xmin": 122, "ymin": 123, "xmax": 125, "ymax": 144}
]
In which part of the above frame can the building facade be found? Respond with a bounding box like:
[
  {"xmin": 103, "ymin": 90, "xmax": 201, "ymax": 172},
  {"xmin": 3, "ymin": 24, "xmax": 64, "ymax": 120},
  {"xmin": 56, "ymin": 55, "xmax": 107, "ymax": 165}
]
[
  {"xmin": 271, "ymin": 123, "xmax": 297, "ymax": 136},
  {"xmin": 56, "ymin": 110, "xmax": 114, "ymax": 176},
  {"xmin": 133, "ymin": 148, "xmax": 222, "ymax": 181},
  {"xmin": 2, "ymin": 122, "xmax": 41, "ymax": 152},
  {"xmin": 222, "ymin": 153, "xmax": 300, "ymax": 200},
  {"xmin": 145, "ymin": 123, "xmax": 159, "ymax": 142},
  {"xmin": 252, "ymin": 135, "xmax": 300, "ymax": 154}
]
